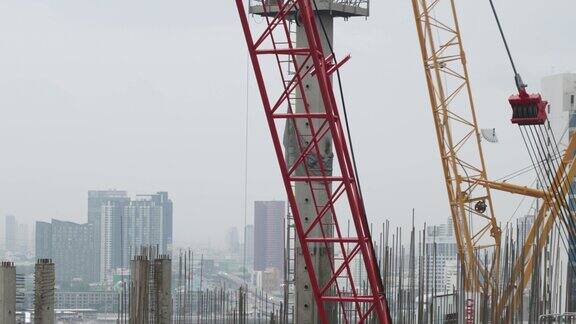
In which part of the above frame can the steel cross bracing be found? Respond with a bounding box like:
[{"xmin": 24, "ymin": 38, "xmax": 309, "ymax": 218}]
[
  {"xmin": 235, "ymin": 0, "xmax": 391, "ymax": 322},
  {"xmin": 411, "ymin": 0, "xmax": 501, "ymax": 292}
]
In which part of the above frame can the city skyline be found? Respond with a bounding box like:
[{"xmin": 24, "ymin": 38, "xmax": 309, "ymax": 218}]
[
  {"xmin": 0, "ymin": 1, "xmax": 572, "ymax": 321},
  {"xmin": 0, "ymin": 2, "xmax": 574, "ymax": 245}
]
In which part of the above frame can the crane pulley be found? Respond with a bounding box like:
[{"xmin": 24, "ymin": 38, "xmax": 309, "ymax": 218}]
[{"xmin": 486, "ymin": 0, "xmax": 549, "ymax": 126}]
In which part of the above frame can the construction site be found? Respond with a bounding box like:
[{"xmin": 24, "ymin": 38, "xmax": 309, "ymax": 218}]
[{"xmin": 0, "ymin": 0, "xmax": 575, "ymax": 323}]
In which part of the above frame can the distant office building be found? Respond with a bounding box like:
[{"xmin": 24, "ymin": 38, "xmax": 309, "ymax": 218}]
[
  {"xmin": 5, "ymin": 215, "xmax": 16, "ymax": 253},
  {"xmin": 542, "ymin": 73, "xmax": 576, "ymax": 311},
  {"xmin": 226, "ymin": 227, "xmax": 240, "ymax": 254},
  {"xmin": 87, "ymin": 190, "xmax": 129, "ymax": 282},
  {"xmin": 35, "ymin": 222, "xmax": 53, "ymax": 259},
  {"xmin": 245, "ymin": 225, "xmax": 254, "ymax": 265},
  {"xmin": 253, "ymin": 201, "xmax": 285, "ymax": 275},
  {"xmin": 35, "ymin": 220, "xmax": 96, "ymax": 283},
  {"xmin": 4, "ymin": 215, "xmax": 32, "ymax": 255},
  {"xmin": 425, "ymin": 218, "xmax": 458, "ymax": 293}
]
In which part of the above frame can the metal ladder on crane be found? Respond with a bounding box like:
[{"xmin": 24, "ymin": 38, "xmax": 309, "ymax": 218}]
[{"xmin": 284, "ymin": 204, "xmax": 296, "ymax": 322}]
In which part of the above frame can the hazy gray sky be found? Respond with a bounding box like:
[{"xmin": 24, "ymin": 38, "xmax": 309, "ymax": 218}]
[{"xmin": 0, "ymin": 1, "xmax": 574, "ymax": 246}]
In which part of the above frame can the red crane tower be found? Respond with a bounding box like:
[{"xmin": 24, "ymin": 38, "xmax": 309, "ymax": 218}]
[{"xmin": 235, "ymin": 0, "xmax": 391, "ymax": 323}]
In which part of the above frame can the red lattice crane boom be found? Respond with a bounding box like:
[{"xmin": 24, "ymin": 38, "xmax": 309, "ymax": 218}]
[{"xmin": 235, "ymin": 0, "xmax": 391, "ymax": 322}]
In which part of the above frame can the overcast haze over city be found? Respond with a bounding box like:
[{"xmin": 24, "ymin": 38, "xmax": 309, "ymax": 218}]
[{"xmin": 0, "ymin": 1, "xmax": 574, "ymax": 245}]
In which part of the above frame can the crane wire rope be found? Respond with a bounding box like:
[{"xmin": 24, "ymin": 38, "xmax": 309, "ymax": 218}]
[
  {"xmin": 518, "ymin": 127, "xmax": 576, "ymax": 273},
  {"xmin": 495, "ymin": 126, "xmax": 567, "ymax": 183},
  {"xmin": 534, "ymin": 124, "xmax": 576, "ymax": 238},
  {"xmin": 525, "ymin": 125, "xmax": 576, "ymax": 269},
  {"xmin": 488, "ymin": 0, "xmax": 576, "ymax": 272},
  {"xmin": 243, "ymin": 47, "xmax": 250, "ymax": 285},
  {"xmin": 501, "ymin": 126, "xmax": 568, "ymax": 229},
  {"xmin": 487, "ymin": 0, "xmax": 522, "ymax": 90}
]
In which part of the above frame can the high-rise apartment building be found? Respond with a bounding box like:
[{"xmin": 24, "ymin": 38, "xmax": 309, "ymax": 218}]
[
  {"xmin": 126, "ymin": 197, "xmax": 164, "ymax": 254},
  {"xmin": 425, "ymin": 218, "xmax": 458, "ymax": 293},
  {"xmin": 4, "ymin": 215, "xmax": 16, "ymax": 253},
  {"xmin": 150, "ymin": 192, "xmax": 173, "ymax": 253},
  {"xmin": 100, "ymin": 199, "xmax": 130, "ymax": 282},
  {"xmin": 52, "ymin": 220, "xmax": 95, "ymax": 282},
  {"xmin": 542, "ymin": 73, "xmax": 576, "ymax": 311},
  {"xmin": 98, "ymin": 192, "xmax": 173, "ymax": 282},
  {"xmin": 253, "ymin": 201, "xmax": 285, "ymax": 274},
  {"xmin": 87, "ymin": 190, "xmax": 129, "ymax": 282},
  {"xmin": 35, "ymin": 220, "xmax": 96, "ymax": 283}
]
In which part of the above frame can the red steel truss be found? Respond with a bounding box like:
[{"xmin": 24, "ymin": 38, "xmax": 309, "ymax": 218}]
[{"xmin": 235, "ymin": 1, "xmax": 391, "ymax": 323}]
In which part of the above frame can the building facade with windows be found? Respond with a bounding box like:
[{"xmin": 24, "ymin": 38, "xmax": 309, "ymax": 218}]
[
  {"xmin": 35, "ymin": 220, "xmax": 96, "ymax": 283},
  {"xmin": 425, "ymin": 218, "xmax": 458, "ymax": 294},
  {"xmin": 35, "ymin": 221, "xmax": 53, "ymax": 259},
  {"xmin": 98, "ymin": 192, "xmax": 173, "ymax": 282},
  {"xmin": 88, "ymin": 190, "xmax": 129, "ymax": 282}
]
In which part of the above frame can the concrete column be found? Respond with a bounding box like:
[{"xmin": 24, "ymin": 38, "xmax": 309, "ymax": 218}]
[
  {"xmin": 34, "ymin": 259, "xmax": 55, "ymax": 324},
  {"xmin": 0, "ymin": 262, "xmax": 16, "ymax": 324},
  {"xmin": 130, "ymin": 255, "xmax": 149, "ymax": 324},
  {"xmin": 284, "ymin": 13, "xmax": 337, "ymax": 324},
  {"xmin": 153, "ymin": 255, "xmax": 172, "ymax": 324}
]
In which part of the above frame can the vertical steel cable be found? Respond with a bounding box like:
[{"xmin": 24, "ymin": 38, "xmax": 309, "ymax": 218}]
[{"xmin": 519, "ymin": 127, "xmax": 576, "ymax": 273}]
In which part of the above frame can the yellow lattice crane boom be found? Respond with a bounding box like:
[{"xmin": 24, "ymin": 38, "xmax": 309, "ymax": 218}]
[
  {"xmin": 410, "ymin": 0, "xmax": 576, "ymax": 321},
  {"xmin": 411, "ymin": 0, "xmax": 501, "ymax": 292}
]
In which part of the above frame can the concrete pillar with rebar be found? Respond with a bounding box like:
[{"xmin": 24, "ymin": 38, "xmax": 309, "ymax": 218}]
[
  {"xmin": 0, "ymin": 261, "xmax": 16, "ymax": 324},
  {"xmin": 154, "ymin": 255, "xmax": 172, "ymax": 324},
  {"xmin": 130, "ymin": 255, "xmax": 149, "ymax": 324},
  {"xmin": 34, "ymin": 259, "xmax": 55, "ymax": 324}
]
